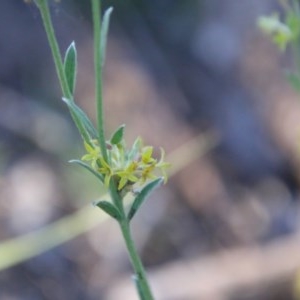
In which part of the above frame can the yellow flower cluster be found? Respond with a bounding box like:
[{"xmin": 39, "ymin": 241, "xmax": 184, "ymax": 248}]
[{"xmin": 82, "ymin": 137, "xmax": 170, "ymax": 192}]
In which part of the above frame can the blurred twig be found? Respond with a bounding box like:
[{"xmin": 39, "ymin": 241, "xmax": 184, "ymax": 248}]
[
  {"xmin": 0, "ymin": 205, "xmax": 106, "ymax": 271},
  {"xmin": 0, "ymin": 133, "xmax": 216, "ymax": 271},
  {"xmin": 167, "ymin": 132, "xmax": 218, "ymax": 175}
]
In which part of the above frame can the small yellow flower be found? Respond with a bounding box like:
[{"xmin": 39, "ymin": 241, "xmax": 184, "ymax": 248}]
[
  {"xmin": 141, "ymin": 164, "xmax": 156, "ymax": 183},
  {"xmin": 81, "ymin": 140, "xmax": 101, "ymax": 169},
  {"xmin": 98, "ymin": 156, "xmax": 113, "ymax": 187},
  {"xmin": 116, "ymin": 161, "xmax": 139, "ymax": 190},
  {"xmin": 80, "ymin": 130, "xmax": 170, "ymax": 193},
  {"xmin": 156, "ymin": 148, "xmax": 171, "ymax": 183},
  {"xmin": 141, "ymin": 146, "xmax": 156, "ymax": 164}
]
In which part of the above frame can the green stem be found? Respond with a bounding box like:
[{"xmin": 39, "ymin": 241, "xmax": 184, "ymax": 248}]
[
  {"xmin": 36, "ymin": 1, "xmax": 153, "ymax": 298},
  {"xmin": 91, "ymin": 0, "xmax": 108, "ymax": 162},
  {"xmin": 109, "ymin": 180, "xmax": 124, "ymax": 213},
  {"xmin": 119, "ymin": 219, "xmax": 154, "ymax": 300},
  {"xmin": 34, "ymin": 0, "xmax": 72, "ymax": 99},
  {"xmin": 109, "ymin": 183, "xmax": 154, "ymax": 299}
]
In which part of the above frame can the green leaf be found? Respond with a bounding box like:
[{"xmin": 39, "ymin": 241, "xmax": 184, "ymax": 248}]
[
  {"xmin": 286, "ymin": 71, "xmax": 300, "ymax": 92},
  {"xmin": 128, "ymin": 178, "xmax": 163, "ymax": 221},
  {"xmin": 69, "ymin": 159, "xmax": 104, "ymax": 183},
  {"xmin": 95, "ymin": 200, "xmax": 121, "ymax": 221},
  {"xmin": 64, "ymin": 41, "xmax": 77, "ymax": 95},
  {"xmin": 62, "ymin": 97, "xmax": 98, "ymax": 144},
  {"xmin": 127, "ymin": 137, "xmax": 142, "ymax": 161},
  {"xmin": 110, "ymin": 124, "xmax": 125, "ymax": 145},
  {"xmin": 100, "ymin": 7, "xmax": 113, "ymax": 67}
]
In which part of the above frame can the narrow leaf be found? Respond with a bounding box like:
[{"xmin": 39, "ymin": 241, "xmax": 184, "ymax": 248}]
[
  {"xmin": 69, "ymin": 159, "xmax": 104, "ymax": 183},
  {"xmin": 128, "ymin": 178, "xmax": 163, "ymax": 221},
  {"xmin": 95, "ymin": 200, "xmax": 121, "ymax": 221},
  {"xmin": 62, "ymin": 97, "xmax": 98, "ymax": 144},
  {"xmin": 127, "ymin": 137, "xmax": 142, "ymax": 161},
  {"xmin": 100, "ymin": 7, "xmax": 113, "ymax": 67},
  {"xmin": 64, "ymin": 41, "xmax": 77, "ymax": 95},
  {"xmin": 110, "ymin": 124, "xmax": 125, "ymax": 145}
]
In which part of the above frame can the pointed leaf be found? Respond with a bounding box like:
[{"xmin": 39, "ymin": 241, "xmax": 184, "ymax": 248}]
[
  {"xmin": 64, "ymin": 41, "xmax": 77, "ymax": 95},
  {"xmin": 110, "ymin": 124, "xmax": 125, "ymax": 145},
  {"xmin": 127, "ymin": 137, "xmax": 142, "ymax": 161},
  {"xmin": 62, "ymin": 97, "xmax": 98, "ymax": 144},
  {"xmin": 100, "ymin": 7, "xmax": 113, "ymax": 67},
  {"xmin": 128, "ymin": 178, "xmax": 163, "ymax": 221},
  {"xmin": 69, "ymin": 159, "xmax": 104, "ymax": 183},
  {"xmin": 95, "ymin": 200, "xmax": 121, "ymax": 220}
]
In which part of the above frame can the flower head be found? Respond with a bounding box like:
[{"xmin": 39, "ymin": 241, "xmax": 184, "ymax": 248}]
[{"xmin": 81, "ymin": 130, "xmax": 170, "ymax": 193}]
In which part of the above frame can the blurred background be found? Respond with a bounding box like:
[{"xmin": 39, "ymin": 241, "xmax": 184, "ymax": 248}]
[{"xmin": 1, "ymin": 0, "xmax": 300, "ymax": 299}]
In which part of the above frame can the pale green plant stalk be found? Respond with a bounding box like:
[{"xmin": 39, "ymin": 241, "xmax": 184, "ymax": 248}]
[{"xmin": 33, "ymin": 0, "xmax": 171, "ymax": 299}]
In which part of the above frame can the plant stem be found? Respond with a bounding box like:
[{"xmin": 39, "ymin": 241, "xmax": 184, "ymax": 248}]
[
  {"xmin": 34, "ymin": 0, "xmax": 72, "ymax": 100},
  {"xmin": 91, "ymin": 0, "xmax": 108, "ymax": 162},
  {"xmin": 119, "ymin": 219, "xmax": 154, "ymax": 300},
  {"xmin": 109, "ymin": 181, "xmax": 154, "ymax": 299},
  {"xmin": 36, "ymin": 1, "xmax": 154, "ymax": 299}
]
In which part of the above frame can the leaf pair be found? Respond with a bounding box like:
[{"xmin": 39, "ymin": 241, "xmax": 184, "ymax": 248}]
[
  {"xmin": 127, "ymin": 178, "xmax": 163, "ymax": 221},
  {"xmin": 95, "ymin": 178, "xmax": 163, "ymax": 222},
  {"xmin": 62, "ymin": 7, "xmax": 113, "ymax": 146},
  {"xmin": 63, "ymin": 41, "xmax": 97, "ymax": 145}
]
